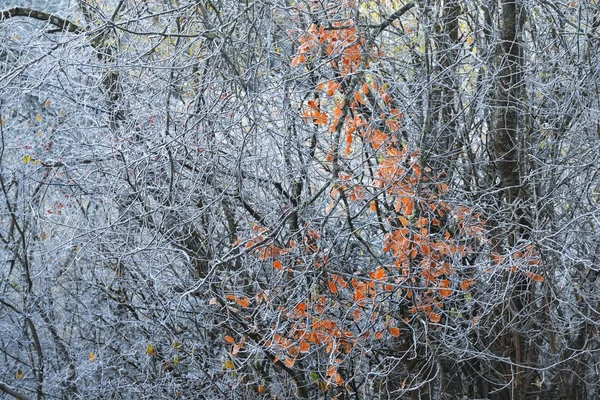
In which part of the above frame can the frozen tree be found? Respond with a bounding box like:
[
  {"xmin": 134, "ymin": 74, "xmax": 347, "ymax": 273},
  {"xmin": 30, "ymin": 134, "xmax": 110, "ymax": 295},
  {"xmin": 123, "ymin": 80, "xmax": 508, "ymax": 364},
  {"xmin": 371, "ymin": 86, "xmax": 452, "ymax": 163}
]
[{"xmin": 1, "ymin": 1, "xmax": 599, "ymax": 399}]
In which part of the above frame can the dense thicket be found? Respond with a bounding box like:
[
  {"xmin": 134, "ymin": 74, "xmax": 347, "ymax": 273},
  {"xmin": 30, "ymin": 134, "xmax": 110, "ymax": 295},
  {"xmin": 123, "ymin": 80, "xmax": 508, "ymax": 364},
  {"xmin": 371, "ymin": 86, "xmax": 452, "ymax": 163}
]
[{"xmin": 1, "ymin": 1, "xmax": 599, "ymax": 399}]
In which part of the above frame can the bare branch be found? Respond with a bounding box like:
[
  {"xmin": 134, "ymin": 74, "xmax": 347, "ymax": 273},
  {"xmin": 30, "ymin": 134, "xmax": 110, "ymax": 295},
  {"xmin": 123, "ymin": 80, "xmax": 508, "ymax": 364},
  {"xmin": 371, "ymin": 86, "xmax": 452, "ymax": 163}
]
[
  {"xmin": 0, "ymin": 381, "xmax": 33, "ymax": 400},
  {"xmin": 373, "ymin": 2, "xmax": 416, "ymax": 37},
  {"xmin": 0, "ymin": 7, "xmax": 83, "ymax": 33}
]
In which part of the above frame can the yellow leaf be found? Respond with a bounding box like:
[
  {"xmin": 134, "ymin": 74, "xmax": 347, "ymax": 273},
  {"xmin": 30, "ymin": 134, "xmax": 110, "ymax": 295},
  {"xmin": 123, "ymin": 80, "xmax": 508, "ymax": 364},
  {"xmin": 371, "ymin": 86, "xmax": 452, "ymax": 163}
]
[
  {"xmin": 23, "ymin": 155, "xmax": 32, "ymax": 164},
  {"xmin": 223, "ymin": 359, "xmax": 235, "ymax": 370},
  {"xmin": 16, "ymin": 369, "xmax": 24, "ymax": 380},
  {"xmin": 36, "ymin": 114, "xmax": 42, "ymax": 123},
  {"xmin": 89, "ymin": 352, "xmax": 96, "ymax": 362},
  {"xmin": 147, "ymin": 344, "xmax": 157, "ymax": 356},
  {"xmin": 45, "ymin": 99, "xmax": 51, "ymax": 107}
]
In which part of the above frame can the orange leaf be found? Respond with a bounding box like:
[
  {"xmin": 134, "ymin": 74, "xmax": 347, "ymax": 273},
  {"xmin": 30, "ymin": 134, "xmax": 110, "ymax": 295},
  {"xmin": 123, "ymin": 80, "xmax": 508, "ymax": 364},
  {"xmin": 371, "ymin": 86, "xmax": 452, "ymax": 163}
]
[
  {"xmin": 353, "ymin": 282, "xmax": 366, "ymax": 301},
  {"xmin": 307, "ymin": 99, "xmax": 319, "ymax": 109},
  {"xmin": 525, "ymin": 272, "xmax": 544, "ymax": 282},
  {"xmin": 345, "ymin": 131, "xmax": 353, "ymax": 153},
  {"xmin": 295, "ymin": 303, "xmax": 308, "ymax": 317},
  {"xmin": 327, "ymin": 80, "xmax": 340, "ymax": 96},
  {"xmin": 460, "ymin": 279, "xmax": 474, "ymax": 291},
  {"xmin": 439, "ymin": 279, "xmax": 453, "ymax": 297},
  {"xmin": 232, "ymin": 343, "xmax": 242, "ymax": 356},
  {"xmin": 236, "ymin": 297, "xmax": 250, "ymax": 308},
  {"xmin": 370, "ymin": 200, "xmax": 377, "ymax": 211},
  {"xmin": 273, "ymin": 260, "xmax": 283, "ymax": 270},
  {"xmin": 389, "ymin": 327, "xmax": 400, "ymax": 337},
  {"xmin": 491, "ymin": 253, "xmax": 503, "ymax": 265},
  {"xmin": 362, "ymin": 82, "xmax": 369, "ymax": 95},
  {"xmin": 225, "ymin": 335, "xmax": 235, "ymax": 344},
  {"xmin": 291, "ymin": 53, "xmax": 306, "ymax": 67},
  {"xmin": 401, "ymin": 197, "xmax": 414, "ymax": 215},
  {"xmin": 412, "ymin": 163, "xmax": 421, "ymax": 178},
  {"xmin": 299, "ymin": 340, "xmax": 311, "ymax": 353},
  {"xmin": 421, "ymin": 243, "xmax": 431, "ymax": 256},
  {"xmin": 429, "ymin": 312, "xmax": 441, "ymax": 323},
  {"xmin": 370, "ymin": 129, "xmax": 388, "ymax": 149},
  {"xmin": 327, "ymin": 365, "xmax": 336, "ymax": 377},
  {"xmin": 314, "ymin": 111, "xmax": 328, "ymax": 125},
  {"xmin": 328, "ymin": 280, "xmax": 338, "ymax": 294},
  {"xmin": 288, "ymin": 346, "xmax": 299, "ymax": 357},
  {"xmin": 354, "ymin": 91, "xmax": 364, "ymax": 104},
  {"xmin": 284, "ymin": 357, "xmax": 295, "ymax": 368},
  {"xmin": 372, "ymin": 267, "xmax": 386, "ymax": 281},
  {"xmin": 326, "ymin": 340, "xmax": 335, "ymax": 354}
]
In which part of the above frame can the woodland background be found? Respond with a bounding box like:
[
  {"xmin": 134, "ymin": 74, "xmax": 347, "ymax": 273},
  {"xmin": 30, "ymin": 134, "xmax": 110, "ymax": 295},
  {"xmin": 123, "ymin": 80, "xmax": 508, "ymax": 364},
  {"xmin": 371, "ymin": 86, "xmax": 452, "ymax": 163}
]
[{"xmin": 1, "ymin": 0, "xmax": 600, "ymax": 399}]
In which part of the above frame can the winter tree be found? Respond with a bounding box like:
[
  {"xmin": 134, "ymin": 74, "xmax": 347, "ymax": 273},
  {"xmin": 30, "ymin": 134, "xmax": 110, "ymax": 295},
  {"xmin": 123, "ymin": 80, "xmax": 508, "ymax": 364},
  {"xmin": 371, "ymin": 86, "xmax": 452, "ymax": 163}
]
[{"xmin": 1, "ymin": 0, "xmax": 599, "ymax": 399}]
